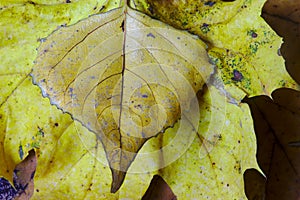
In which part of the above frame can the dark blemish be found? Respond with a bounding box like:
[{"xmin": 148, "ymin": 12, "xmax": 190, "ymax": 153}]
[
  {"xmin": 248, "ymin": 30, "xmax": 257, "ymax": 38},
  {"xmin": 202, "ymin": 23, "xmax": 209, "ymax": 27},
  {"xmin": 147, "ymin": 33, "xmax": 155, "ymax": 38},
  {"xmin": 212, "ymin": 162, "xmax": 216, "ymax": 166},
  {"xmin": 227, "ymin": 183, "xmax": 229, "ymax": 187},
  {"xmin": 148, "ymin": 6, "xmax": 154, "ymax": 15},
  {"xmin": 19, "ymin": 145, "xmax": 24, "ymax": 160},
  {"xmin": 36, "ymin": 189, "xmax": 39, "ymax": 192},
  {"xmin": 66, "ymin": 0, "xmax": 71, "ymax": 3},
  {"xmin": 277, "ymin": 48, "xmax": 282, "ymax": 56},
  {"xmin": 38, "ymin": 126, "xmax": 44, "ymax": 137},
  {"xmin": 38, "ymin": 38, "xmax": 47, "ymax": 43},
  {"xmin": 204, "ymin": 1, "xmax": 216, "ymax": 6},
  {"xmin": 28, "ymin": 1, "xmax": 36, "ymax": 5},
  {"xmin": 201, "ymin": 23, "xmax": 210, "ymax": 34},
  {"xmin": 99, "ymin": 6, "xmax": 105, "ymax": 12},
  {"xmin": 251, "ymin": 32, "xmax": 257, "ymax": 38},
  {"xmin": 135, "ymin": 104, "xmax": 142, "ymax": 109},
  {"xmin": 177, "ymin": 36, "xmax": 180, "ymax": 40},
  {"xmin": 30, "ymin": 171, "xmax": 36, "ymax": 179},
  {"xmin": 120, "ymin": 20, "xmax": 124, "ymax": 32},
  {"xmin": 238, "ymin": 140, "xmax": 240, "ymax": 143},
  {"xmin": 142, "ymin": 94, "xmax": 148, "ymax": 98},
  {"xmin": 54, "ymin": 122, "xmax": 59, "ymax": 127},
  {"xmin": 232, "ymin": 69, "xmax": 243, "ymax": 82}
]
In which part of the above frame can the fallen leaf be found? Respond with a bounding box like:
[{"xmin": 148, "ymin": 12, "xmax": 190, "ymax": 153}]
[
  {"xmin": 141, "ymin": 175, "xmax": 177, "ymax": 200},
  {"xmin": 244, "ymin": 88, "xmax": 300, "ymax": 199},
  {"xmin": 135, "ymin": 0, "xmax": 299, "ymax": 100},
  {"xmin": 0, "ymin": 0, "xmax": 299, "ymax": 199},
  {"xmin": 0, "ymin": 178, "xmax": 16, "ymax": 200},
  {"xmin": 13, "ymin": 149, "xmax": 36, "ymax": 200},
  {"xmin": 262, "ymin": 0, "xmax": 300, "ymax": 84},
  {"xmin": 151, "ymin": 85, "xmax": 259, "ymax": 199},
  {"xmin": 30, "ymin": 4, "xmax": 213, "ymax": 192},
  {"xmin": 0, "ymin": 149, "xmax": 36, "ymax": 200},
  {"xmin": 243, "ymin": 168, "xmax": 266, "ymax": 200}
]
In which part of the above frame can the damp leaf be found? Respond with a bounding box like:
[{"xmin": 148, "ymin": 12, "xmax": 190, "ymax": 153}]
[{"xmin": 31, "ymin": 5, "xmax": 213, "ymax": 192}]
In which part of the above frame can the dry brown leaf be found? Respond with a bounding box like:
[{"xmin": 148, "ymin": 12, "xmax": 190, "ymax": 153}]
[
  {"xmin": 13, "ymin": 149, "xmax": 36, "ymax": 200},
  {"xmin": 0, "ymin": 149, "xmax": 36, "ymax": 200},
  {"xmin": 244, "ymin": 88, "xmax": 300, "ymax": 199},
  {"xmin": 141, "ymin": 175, "xmax": 177, "ymax": 200},
  {"xmin": 262, "ymin": 0, "xmax": 300, "ymax": 84}
]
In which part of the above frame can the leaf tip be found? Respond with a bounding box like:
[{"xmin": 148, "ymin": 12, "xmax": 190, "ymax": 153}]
[{"xmin": 110, "ymin": 169, "xmax": 126, "ymax": 193}]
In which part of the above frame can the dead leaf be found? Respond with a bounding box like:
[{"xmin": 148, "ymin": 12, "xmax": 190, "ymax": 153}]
[
  {"xmin": 243, "ymin": 168, "xmax": 266, "ymax": 200},
  {"xmin": 262, "ymin": 0, "xmax": 300, "ymax": 84},
  {"xmin": 244, "ymin": 88, "xmax": 300, "ymax": 199},
  {"xmin": 0, "ymin": 0, "xmax": 298, "ymax": 199},
  {"xmin": 0, "ymin": 178, "xmax": 17, "ymax": 200},
  {"xmin": 135, "ymin": 0, "xmax": 299, "ymax": 100},
  {"xmin": 141, "ymin": 175, "xmax": 177, "ymax": 200},
  {"xmin": 0, "ymin": 149, "xmax": 36, "ymax": 200},
  {"xmin": 14, "ymin": 149, "xmax": 36, "ymax": 200},
  {"xmin": 31, "ymin": 5, "xmax": 213, "ymax": 192}
]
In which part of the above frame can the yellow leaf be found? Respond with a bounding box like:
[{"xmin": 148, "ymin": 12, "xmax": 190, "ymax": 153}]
[
  {"xmin": 137, "ymin": 0, "xmax": 299, "ymax": 100},
  {"xmin": 1, "ymin": 0, "xmax": 297, "ymax": 199},
  {"xmin": 30, "ymin": 5, "xmax": 214, "ymax": 192}
]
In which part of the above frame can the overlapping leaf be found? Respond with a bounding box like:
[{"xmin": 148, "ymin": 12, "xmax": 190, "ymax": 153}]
[
  {"xmin": 31, "ymin": 5, "xmax": 213, "ymax": 192},
  {"xmin": 1, "ymin": 0, "xmax": 299, "ymax": 199},
  {"xmin": 136, "ymin": 0, "xmax": 299, "ymax": 100}
]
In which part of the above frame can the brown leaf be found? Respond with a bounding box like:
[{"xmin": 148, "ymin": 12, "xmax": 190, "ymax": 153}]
[
  {"xmin": 262, "ymin": 0, "xmax": 300, "ymax": 84},
  {"xmin": 141, "ymin": 175, "xmax": 177, "ymax": 200},
  {"xmin": 13, "ymin": 149, "xmax": 36, "ymax": 200},
  {"xmin": 0, "ymin": 149, "xmax": 36, "ymax": 200},
  {"xmin": 244, "ymin": 88, "xmax": 300, "ymax": 199},
  {"xmin": 243, "ymin": 169, "xmax": 266, "ymax": 200}
]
